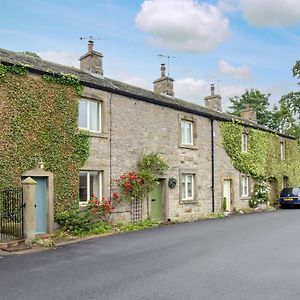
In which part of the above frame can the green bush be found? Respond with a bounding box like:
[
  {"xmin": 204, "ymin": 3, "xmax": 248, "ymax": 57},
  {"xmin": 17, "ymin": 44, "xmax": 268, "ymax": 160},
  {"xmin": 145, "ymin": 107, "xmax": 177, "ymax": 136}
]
[{"xmin": 55, "ymin": 206, "xmax": 93, "ymax": 234}]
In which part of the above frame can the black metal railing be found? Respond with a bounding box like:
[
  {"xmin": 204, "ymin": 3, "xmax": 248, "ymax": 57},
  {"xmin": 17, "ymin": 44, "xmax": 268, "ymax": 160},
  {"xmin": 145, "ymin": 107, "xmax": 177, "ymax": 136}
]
[{"xmin": 0, "ymin": 187, "xmax": 24, "ymax": 241}]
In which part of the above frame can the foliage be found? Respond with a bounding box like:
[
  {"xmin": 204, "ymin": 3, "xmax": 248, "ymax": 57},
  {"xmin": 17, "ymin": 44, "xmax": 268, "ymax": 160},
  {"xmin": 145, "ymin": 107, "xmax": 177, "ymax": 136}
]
[
  {"xmin": 43, "ymin": 73, "xmax": 83, "ymax": 95},
  {"xmin": 268, "ymin": 62, "xmax": 300, "ymax": 145},
  {"xmin": 55, "ymin": 205, "xmax": 93, "ymax": 234},
  {"xmin": 21, "ymin": 51, "xmax": 41, "ymax": 59},
  {"xmin": 229, "ymin": 89, "xmax": 273, "ymax": 127},
  {"xmin": 115, "ymin": 171, "xmax": 157, "ymax": 202},
  {"xmin": 208, "ymin": 212, "xmax": 226, "ymax": 219},
  {"xmin": 138, "ymin": 152, "xmax": 169, "ymax": 173},
  {"xmin": 88, "ymin": 193, "xmax": 121, "ymax": 221},
  {"xmin": 220, "ymin": 122, "xmax": 300, "ymax": 195},
  {"xmin": 271, "ymin": 92, "xmax": 300, "ymax": 146},
  {"xmin": 54, "ymin": 217, "xmax": 159, "ymax": 237},
  {"xmin": 249, "ymin": 179, "xmax": 270, "ymax": 208},
  {"xmin": 116, "ymin": 153, "xmax": 169, "ymax": 202},
  {"xmin": 0, "ymin": 64, "xmax": 28, "ymax": 77},
  {"xmin": 0, "ymin": 64, "xmax": 90, "ymax": 214},
  {"xmin": 116, "ymin": 220, "xmax": 160, "ymax": 232}
]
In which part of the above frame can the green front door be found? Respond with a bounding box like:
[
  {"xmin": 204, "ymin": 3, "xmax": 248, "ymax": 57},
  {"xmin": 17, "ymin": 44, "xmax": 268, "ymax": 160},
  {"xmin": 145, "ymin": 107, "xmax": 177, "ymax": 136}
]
[{"xmin": 149, "ymin": 181, "xmax": 164, "ymax": 220}]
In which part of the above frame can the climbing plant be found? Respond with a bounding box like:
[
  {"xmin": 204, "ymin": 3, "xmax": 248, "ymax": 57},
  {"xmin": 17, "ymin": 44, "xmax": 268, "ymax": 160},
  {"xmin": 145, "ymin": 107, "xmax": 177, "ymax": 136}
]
[
  {"xmin": 115, "ymin": 152, "xmax": 169, "ymax": 202},
  {"xmin": 220, "ymin": 121, "xmax": 300, "ymax": 190},
  {"xmin": 0, "ymin": 64, "xmax": 90, "ymax": 214}
]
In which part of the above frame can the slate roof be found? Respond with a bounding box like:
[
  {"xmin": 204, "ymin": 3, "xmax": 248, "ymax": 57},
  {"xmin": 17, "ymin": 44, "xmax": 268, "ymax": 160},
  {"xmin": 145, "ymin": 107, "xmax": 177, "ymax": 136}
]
[{"xmin": 0, "ymin": 48, "xmax": 295, "ymax": 139}]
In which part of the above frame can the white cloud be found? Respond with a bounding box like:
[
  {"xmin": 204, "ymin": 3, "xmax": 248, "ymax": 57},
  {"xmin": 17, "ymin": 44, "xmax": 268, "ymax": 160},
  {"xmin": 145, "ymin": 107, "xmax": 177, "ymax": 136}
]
[
  {"xmin": 239, "ymin": 0, "xmax": 300, "ymax": 27},
  {"xmin": 38, "ymin": 51, "xmax": 79, "ymax": 67},
  {"xmin": 174, "ymin": 77, "xmax": 244, "ymax": 109},
  {"xmin": 217, "ymin": 0, "xmax": 238, "ymax": 13},
  {"xmin": 135, "ymin": 0, "xmax": 230, "ymax": 52},
  {"xmin": 219, "ymin": 60, "xmax": 250, "ymax": 80}
]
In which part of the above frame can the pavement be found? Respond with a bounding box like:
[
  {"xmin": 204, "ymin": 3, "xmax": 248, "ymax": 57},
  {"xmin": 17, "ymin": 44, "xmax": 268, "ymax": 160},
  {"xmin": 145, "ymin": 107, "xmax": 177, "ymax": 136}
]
[{"xmin": 1, "ymin": 209, "xmax": 300, "ymax": 300}]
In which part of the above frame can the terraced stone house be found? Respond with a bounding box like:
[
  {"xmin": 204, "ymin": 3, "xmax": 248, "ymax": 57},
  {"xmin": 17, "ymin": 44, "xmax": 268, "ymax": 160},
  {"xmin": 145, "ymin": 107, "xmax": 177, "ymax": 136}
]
[{"xmin": 0, "ymin": 42, "xmax": 299, "ymax": 235}]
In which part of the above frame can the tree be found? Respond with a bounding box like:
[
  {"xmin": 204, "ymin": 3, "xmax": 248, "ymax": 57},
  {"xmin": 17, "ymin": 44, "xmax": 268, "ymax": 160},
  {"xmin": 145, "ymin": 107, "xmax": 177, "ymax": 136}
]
[
  {"xmin": 228, "ymin": 89, "xmax": 273, "ymax": 127},
  {"xmin": 270, "ymin": 63, "xmax": 300, "ymax": 145},
  {"xmin": 272, "ymin": 92, "xmax": 300, "ymax": 144}
]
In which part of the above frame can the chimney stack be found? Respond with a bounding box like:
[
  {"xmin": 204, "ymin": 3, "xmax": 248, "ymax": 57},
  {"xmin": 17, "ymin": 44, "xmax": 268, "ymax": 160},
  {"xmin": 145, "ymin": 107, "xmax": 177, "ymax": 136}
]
[
  {"xmin": 153, "ymin": 64, "xmax": 174, "ymax": 97},
  {"xmin": 79, "ymin": 40, "xmax": 103, "ymax": 76},
  {"xmin": 204, "ymin": 84, "xmax": 222, "ymax": 112},
  {"xmin": 240, "ymin": 105, "xmax": 257, "ymax": 122}
]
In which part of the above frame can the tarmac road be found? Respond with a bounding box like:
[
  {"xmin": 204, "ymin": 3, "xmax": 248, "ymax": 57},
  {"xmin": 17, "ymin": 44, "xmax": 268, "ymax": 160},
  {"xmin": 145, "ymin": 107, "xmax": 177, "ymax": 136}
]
[{"xmin": 1, "ymin": 209, "xmax": 300, "ymax": 300}]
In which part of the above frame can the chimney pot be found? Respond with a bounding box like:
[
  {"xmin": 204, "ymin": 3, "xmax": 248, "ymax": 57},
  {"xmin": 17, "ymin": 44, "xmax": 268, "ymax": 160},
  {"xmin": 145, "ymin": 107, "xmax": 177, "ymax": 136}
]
[
  {"xmin": 161, "ymin": 63, "xmax": 166, "ymax": 77},
  {"xmin": 210, "ymin": 83, "xmax": 215, "ymax": 96},
  {"xmin": 88, "ymin": 40, "xmax": 94, "ymax": 52}
]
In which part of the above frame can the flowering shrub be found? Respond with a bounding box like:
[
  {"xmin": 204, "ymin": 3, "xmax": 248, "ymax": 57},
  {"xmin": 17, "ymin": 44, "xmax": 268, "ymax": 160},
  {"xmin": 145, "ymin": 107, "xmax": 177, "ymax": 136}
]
[
  {"xmin": 88, "ymin": 193, "xmax": 120, "ymax": 221},
  {"xmin": 115, "ymin": 153, "xmax": 169, "ymax": 202},
  {"xmin": 115, "ymin": 172, "xmax": 153, "ymax": 202},
  {"xmin": 249, "ymin": 179, "xmax": 270, "ymax": 208}
]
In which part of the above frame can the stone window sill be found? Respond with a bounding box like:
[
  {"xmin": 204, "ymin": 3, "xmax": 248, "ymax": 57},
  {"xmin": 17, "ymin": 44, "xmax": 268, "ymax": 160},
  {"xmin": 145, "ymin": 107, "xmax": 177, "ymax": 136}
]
[
  {"xmin": 179, "ymin": 144, "xmax": 198, "ymax": 150},
  {"xmin": 89, "ymin": 132, "xmax": 108, "ymax": 139},
  {"xmin": 179, "ymin": 199, "xmax": 199, "ymax": 205}
]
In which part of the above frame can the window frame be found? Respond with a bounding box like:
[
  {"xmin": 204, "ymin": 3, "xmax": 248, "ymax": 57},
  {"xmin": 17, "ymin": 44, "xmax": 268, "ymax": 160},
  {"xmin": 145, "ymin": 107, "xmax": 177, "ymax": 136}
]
[
  {"xmin": 241, "ymin": 175, "xmax": 250, "ymax": 198},
  {"xmin": 180, "ymin": 119, "xmax": 194, "ymax": 146},
  {"xmin": 79, "ymin": 98, "xmax": 102, "ymax": 133},
  {"xmin": 241, "ymin": 133, "xmax": 248, "ymax": 153},
  {"xmin": 79, "ymin": 170, "xmax": 103, "ymax": 205},
  {"xmin": 181, "ymin": 173, "xmax": 195, "ymax": 202}
]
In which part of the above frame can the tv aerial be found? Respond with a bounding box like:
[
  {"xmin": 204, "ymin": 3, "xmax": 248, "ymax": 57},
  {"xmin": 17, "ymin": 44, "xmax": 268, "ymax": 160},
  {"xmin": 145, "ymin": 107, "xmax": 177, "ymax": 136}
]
[{"xmin": 158, "ymin": 54, "xmax": 177, "ymax": 77}]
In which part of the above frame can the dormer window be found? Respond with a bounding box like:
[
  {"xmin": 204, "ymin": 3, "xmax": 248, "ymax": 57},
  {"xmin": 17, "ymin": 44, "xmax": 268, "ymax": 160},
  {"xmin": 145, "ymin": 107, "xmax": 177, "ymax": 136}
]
[
  {"xmin": 241, "ymin": 133, "xmax": 248, "ymax": 152},
  {"xmin": 79, "ymin": 99, "xmax": 101, "ymax": 132}
]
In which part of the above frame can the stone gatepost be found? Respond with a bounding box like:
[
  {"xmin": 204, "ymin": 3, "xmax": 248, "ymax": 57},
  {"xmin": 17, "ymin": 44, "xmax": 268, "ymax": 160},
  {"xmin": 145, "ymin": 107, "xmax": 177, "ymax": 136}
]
[{"xmin": 22, "ymin": 177, "xmax": 36, "ymax": 243}]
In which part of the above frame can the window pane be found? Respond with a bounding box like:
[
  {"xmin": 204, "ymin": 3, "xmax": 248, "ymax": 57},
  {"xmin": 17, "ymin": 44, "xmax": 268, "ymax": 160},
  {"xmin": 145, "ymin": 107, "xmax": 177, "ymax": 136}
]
[
  {"xmin": 89, "ymin": 171, "xmax": 99, "ymax": 199},
  {"xmin": 181, "ymin": 121, "xmax": 193, "ymax": 145},
  {"xmin": 187, "ymin": 122, "xmax": 192, "ymax": 144},
  {"xmin": 187, "ymin": 175, "xmax": 193, "ymax": 197},
  {"xmin": 89, "ymin": 101, "xmax": 99, "ymax": 131},
  {"xmin": 242, "ymin": 176, "xmax": 248, "ymax": 196},
  {"xmin": 182, "ymin": 175, "xmax": 186, "ymax": 199},
  {"xmin": 79, "ymin": 171, "xmax": 88, "ymax": 202},
  {"xmin": 181, "ymin": 121, "xmax": 185, "ymax": 144},
  {"xmin": 79, "ymin": 100, "xmax": 88, "ymax": 128}
]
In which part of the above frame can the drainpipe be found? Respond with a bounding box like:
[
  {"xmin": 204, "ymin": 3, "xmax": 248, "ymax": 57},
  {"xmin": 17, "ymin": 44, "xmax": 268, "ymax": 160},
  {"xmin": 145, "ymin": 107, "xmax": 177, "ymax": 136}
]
[
  {"xmin": 211, "ymin": 119, "xmax": 215, "ymax": 213},
  {"xmin": 109, "ymin": 92, "xmax": 112, "ymax": 199}
]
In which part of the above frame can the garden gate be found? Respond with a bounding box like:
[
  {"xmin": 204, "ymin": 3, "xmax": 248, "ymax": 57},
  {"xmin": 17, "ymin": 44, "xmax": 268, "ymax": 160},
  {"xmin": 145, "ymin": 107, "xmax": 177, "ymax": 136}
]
[{"xmin": 0, "ymin": 188, "xmax": 24, "ymax": 241}]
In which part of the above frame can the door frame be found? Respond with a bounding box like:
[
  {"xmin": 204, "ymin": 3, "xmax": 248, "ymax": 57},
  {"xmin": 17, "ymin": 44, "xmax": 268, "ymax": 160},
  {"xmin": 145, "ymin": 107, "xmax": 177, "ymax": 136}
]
[
  {"xmin": 148, "ymin": 178, "xmax": 168, "ymax": 221},
  {"xmin": 22, "ymin": 168, "xmax": 54, "ymax": 234},
  {"xmin": 222, "ymin": 178, "xmax": 233, "ymax": 212}
]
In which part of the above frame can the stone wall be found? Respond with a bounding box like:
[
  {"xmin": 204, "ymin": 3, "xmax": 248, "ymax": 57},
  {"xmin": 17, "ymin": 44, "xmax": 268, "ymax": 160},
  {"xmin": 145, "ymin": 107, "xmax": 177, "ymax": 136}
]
[{"xmin": 81, "ymin": 86, "xmax": 250, "ymax": 223}]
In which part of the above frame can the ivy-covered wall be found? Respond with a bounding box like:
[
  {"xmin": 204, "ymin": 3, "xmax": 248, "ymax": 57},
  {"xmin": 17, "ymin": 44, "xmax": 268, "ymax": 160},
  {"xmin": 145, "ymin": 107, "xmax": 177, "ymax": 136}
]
[
  {"xmin": 0, "ymin": 65, "xmax": 90, "ymax": 214},
  {"xmin": 220, "ymin": 122, "xmax": 300, "ymax": 188}
]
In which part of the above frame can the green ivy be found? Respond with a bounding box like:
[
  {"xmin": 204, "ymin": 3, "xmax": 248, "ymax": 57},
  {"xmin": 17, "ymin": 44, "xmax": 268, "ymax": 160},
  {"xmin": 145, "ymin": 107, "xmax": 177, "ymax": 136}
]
[
  {"xmin": 220, "ymin": 122, "xmax": 300, "ymax": 189},
  {"xmin": 43, "ymin": 73, "xmax": 83, "ymax": 96},
  {"xmin": 0, "ymin": 64, "xmax": 90, "ymax": 214}
]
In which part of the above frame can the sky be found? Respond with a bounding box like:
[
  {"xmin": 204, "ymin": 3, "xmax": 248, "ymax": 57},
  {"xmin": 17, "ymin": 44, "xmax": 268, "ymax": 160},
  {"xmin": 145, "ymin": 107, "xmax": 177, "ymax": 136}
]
[{"xmin": 1, "ymin": 0, "xmax": 300, "ymax": 110}]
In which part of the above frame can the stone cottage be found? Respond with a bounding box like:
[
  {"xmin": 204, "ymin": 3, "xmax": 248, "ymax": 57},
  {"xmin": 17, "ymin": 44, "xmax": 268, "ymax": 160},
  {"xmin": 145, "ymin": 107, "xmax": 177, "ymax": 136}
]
[{"xmin": 0, "ymin": 41, "xmax": 299, "ymax": 234}]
